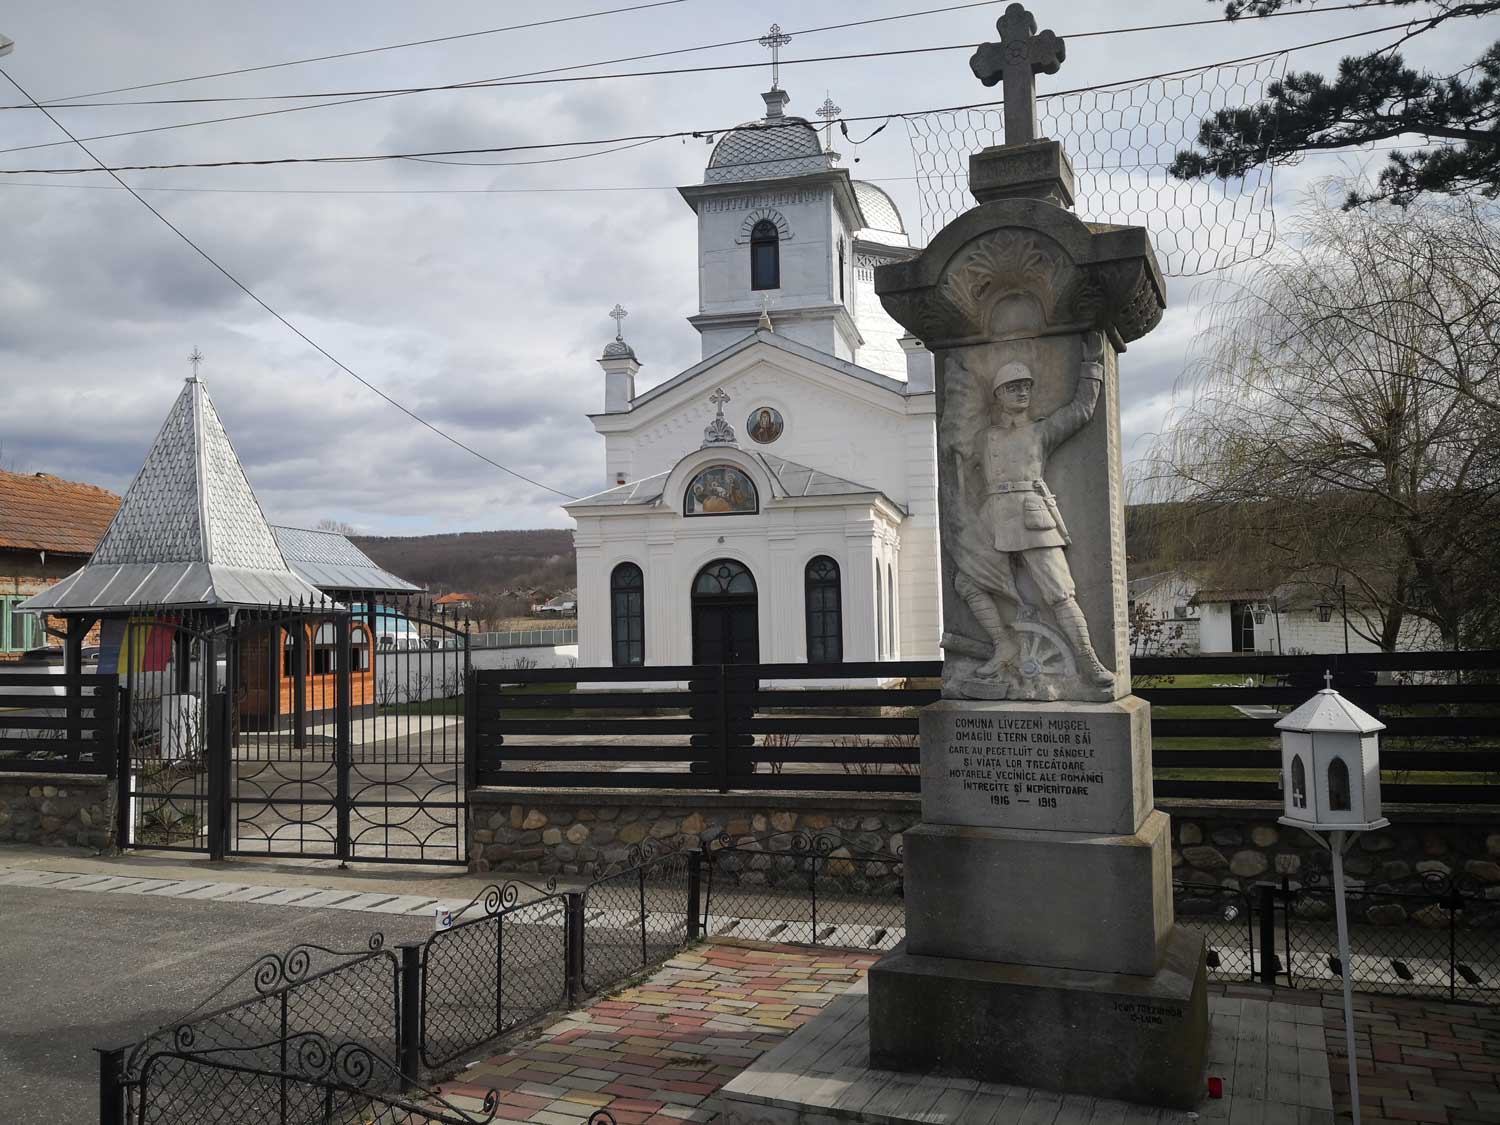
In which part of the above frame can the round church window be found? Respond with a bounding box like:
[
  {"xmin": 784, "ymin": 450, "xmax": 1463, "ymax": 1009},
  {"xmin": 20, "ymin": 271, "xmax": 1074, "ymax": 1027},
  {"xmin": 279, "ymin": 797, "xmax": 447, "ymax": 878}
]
[{"xmin": 747, "ymin": 406, "xmax": 784, "ymax": 444}]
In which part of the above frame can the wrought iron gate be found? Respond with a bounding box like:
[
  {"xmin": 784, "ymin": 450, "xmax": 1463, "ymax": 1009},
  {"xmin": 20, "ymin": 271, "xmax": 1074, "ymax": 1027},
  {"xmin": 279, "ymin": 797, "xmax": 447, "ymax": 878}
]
[{"xmin": 118, "ymin": 597, "xmax": 470, "ymax": 865}]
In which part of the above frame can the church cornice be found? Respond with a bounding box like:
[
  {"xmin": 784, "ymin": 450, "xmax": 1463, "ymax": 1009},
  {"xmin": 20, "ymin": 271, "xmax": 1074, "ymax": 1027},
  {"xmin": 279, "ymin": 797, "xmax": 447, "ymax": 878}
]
[{"xmin": 678, "ymin": 168, "xmax": 865, "ymax": 230}]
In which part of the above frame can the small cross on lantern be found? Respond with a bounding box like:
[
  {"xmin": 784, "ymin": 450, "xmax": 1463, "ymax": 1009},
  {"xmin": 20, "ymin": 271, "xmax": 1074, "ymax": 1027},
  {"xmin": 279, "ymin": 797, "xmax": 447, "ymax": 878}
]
[
  {"xmin": 608, "ymin": 303, "xmax": 628, "ymax": 341},
  {"xmin": 970, "ymin": 3, "xmax": 1066, "ymax": 146}
]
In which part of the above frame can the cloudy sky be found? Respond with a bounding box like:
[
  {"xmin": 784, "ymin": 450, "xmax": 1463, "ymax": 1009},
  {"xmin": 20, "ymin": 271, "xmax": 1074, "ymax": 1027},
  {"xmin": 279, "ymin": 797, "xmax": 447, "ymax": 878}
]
[{"xmin": 0, "ymin": 1, "xmax": 1472, "ymax": 533}]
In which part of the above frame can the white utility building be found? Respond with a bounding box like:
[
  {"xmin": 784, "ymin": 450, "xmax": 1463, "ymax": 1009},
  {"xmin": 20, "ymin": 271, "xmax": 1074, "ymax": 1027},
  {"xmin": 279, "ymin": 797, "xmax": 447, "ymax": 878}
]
[{"xmin": 566, "ymin": 83, "xmax": 940, "ymax": 670}]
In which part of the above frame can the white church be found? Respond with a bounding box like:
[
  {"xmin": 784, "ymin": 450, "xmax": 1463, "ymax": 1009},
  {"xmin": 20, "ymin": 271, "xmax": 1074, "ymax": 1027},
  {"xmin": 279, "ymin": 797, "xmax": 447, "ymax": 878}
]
[{"xmin": 566, "ymin": 82, "xmax": 940, "ymax": 670}]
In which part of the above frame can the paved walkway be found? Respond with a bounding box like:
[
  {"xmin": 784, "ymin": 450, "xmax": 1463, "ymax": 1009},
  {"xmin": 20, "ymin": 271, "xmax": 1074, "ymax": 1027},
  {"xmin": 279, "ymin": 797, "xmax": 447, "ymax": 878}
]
[
  {"xmin": 437, "ymin": 942, "xmax": 1500, "ymax": 1125},
  {"xmin": 439, "ymin": 941, "xmax": 877, "ymax": 1124},
  {"xmin": 1328, "ymin": 993, "xmax": 1500, "ymax": 1124}
]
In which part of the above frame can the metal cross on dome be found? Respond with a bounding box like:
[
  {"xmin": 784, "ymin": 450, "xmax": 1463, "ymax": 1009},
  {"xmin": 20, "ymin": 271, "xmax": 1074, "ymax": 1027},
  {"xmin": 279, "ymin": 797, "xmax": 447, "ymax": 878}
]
[
  {"xmin": 608, "ymin": 303, "xmax": 627, "ymax": 340},
  {"xmin": 816, "ymin": 93, "xmax": 841, "ymax": 149},
  {"xmin": 970, "ymin": 3, "xmax": 1065, "ymax": 146},
  {"xmin": 758, "ymin": 22, "xmax": 792, "ymax": 90}
]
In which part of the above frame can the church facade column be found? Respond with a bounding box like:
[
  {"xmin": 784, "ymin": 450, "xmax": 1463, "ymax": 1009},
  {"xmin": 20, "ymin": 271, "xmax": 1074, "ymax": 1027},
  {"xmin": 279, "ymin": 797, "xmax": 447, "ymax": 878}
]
[
  {"xmin": 645, "ymin": 531, "xmax": 678, "ymax": 665},
  {"xmin": 842, "ymin": 514, "xmax": 879, "ymax": 663},
  {"xmin": 766, "ymin": 514, "xmax": 801, "ymax": 663}
]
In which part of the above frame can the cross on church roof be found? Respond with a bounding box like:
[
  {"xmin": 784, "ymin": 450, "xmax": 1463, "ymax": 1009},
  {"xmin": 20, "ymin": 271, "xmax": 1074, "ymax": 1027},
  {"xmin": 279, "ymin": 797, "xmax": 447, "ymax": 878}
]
[
  {"xmin": 188, "ymin": 346, "xmax": 204, "ymax": 382},
  {"xmin": 758, "ymin": 23, "xmax": 792, "ymax": 90},
  {"xmin": 970, "ymin": 3, "xmax": 1065, "ymax": 146},
  {"xmin": 608, "ymin": 303, "xmax": 627, "ymax": 340}
]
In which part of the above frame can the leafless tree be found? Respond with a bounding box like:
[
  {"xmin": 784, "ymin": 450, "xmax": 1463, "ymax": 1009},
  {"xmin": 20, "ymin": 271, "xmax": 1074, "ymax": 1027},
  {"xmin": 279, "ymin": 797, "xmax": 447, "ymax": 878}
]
[{"xmin": 1141, "ymin": 187, "xmax": 1500, "ymax": 649}]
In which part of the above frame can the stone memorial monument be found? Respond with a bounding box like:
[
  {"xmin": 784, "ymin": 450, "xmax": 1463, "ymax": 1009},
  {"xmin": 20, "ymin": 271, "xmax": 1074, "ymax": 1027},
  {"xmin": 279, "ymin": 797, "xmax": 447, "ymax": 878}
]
[{"xmin": 865, "ymin": 4, "xmax": 1208, "ymax": 1108}]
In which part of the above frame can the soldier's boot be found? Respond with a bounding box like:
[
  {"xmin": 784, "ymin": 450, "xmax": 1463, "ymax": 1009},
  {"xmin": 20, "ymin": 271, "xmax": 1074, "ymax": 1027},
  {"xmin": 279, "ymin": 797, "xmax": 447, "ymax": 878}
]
[
  {"xmin": 1051, "ymin": 597, "xmax": 1116, "ymax": 687},
  {"xmin": 956, "ymin": 573, "xmax": 1018, "ymax": 679}
]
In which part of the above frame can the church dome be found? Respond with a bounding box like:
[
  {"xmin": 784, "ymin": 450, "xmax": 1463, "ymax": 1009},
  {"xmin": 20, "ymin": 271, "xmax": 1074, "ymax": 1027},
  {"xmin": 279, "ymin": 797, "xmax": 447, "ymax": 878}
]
[
  {"xmin": 852, "ymin": 180, "xmax": 909, "ymax": 248},
  {"xmin": 705, "ymin": 88, "xmax": 835, "ymax": 185}
]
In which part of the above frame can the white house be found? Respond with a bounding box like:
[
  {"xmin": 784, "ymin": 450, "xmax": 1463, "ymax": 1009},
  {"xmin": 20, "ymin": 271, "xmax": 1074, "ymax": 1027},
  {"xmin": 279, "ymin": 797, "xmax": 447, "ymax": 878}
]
[{"xmin": 566, "ymin": 83, "xmax": 939, "ymax": 671}]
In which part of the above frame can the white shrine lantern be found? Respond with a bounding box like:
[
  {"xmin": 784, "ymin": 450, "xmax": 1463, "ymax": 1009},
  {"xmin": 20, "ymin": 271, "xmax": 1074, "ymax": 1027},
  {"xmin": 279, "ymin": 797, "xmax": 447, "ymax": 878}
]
[{"xmin": 1275, "ymin": 678, "xmax": 1388, "ymax": 832}]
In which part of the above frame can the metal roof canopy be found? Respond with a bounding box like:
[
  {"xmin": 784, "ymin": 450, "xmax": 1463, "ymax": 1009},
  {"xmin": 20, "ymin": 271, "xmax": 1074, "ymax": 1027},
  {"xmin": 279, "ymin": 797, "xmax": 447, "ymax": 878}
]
[
  {"xmin": 20, "ymin": 378, "xmax": 330, "ymax": 615},
  {"xmin": 271, "ymin": 525, "xmax": 419, "ymax": 595}
]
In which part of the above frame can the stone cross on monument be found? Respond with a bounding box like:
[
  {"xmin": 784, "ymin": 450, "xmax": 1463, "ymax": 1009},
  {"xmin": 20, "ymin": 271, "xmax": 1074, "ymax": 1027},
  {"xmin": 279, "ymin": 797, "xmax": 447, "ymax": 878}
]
[
  {"xmin": 865, "ymin": 3, "xmax": 1207, "ymax": 1110},
  {"xmin": 970, "ymin": 2, "xmax": 1065, "ymax": 145}
]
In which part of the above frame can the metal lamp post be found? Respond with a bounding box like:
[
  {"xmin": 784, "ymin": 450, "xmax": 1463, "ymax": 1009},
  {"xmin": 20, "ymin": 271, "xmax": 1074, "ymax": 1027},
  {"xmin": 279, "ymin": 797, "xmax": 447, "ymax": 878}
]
[{"xmin": 1276, "ymin": 673, "xmax": 1387, "ymax": 1125}]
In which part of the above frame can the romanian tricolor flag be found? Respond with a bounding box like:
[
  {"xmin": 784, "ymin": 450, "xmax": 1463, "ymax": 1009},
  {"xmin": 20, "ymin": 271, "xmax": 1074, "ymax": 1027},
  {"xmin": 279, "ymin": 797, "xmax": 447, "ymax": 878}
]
[{"xmin": 98, "ymin": 616, "xmax": 178, "ymax": 675}]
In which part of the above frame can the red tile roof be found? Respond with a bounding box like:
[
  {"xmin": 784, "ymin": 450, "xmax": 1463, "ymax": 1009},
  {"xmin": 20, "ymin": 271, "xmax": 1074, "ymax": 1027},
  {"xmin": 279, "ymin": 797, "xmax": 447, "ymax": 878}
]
[
  {"xmin": 0, "ymin": 469, "xmax": 120, "ymax": 556},
  {"xmin": 434, "ymin": 592, "xmax": 474, "ymax": 604}
]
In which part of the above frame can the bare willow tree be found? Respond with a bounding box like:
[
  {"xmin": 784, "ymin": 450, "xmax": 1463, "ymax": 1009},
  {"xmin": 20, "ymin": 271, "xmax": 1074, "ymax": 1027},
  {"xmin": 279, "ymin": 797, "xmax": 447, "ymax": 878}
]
[{"xmin": 1142, "ymin": 188, "xmax": 1500, "ymax": 649}]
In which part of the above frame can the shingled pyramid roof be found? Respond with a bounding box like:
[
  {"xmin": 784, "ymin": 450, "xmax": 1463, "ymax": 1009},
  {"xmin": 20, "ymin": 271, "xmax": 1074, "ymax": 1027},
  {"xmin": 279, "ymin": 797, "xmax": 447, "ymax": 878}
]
[{"xmin": 21, "ymin": 379, "xmax": 328, "ymax": 613}]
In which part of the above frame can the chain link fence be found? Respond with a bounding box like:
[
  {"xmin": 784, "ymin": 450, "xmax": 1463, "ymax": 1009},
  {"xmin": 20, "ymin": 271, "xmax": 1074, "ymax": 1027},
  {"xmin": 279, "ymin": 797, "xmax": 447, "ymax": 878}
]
[{"xmin": 904, "ymin": 56, "xmax": 1284, "ymax": 276}]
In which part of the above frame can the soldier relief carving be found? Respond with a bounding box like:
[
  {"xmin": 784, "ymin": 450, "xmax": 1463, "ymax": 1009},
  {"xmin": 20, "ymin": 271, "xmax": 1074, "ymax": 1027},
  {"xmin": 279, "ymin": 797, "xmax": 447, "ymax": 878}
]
[{"xmin": 941, "ymin": 328, "xmax": 1116, "ymax": 701}]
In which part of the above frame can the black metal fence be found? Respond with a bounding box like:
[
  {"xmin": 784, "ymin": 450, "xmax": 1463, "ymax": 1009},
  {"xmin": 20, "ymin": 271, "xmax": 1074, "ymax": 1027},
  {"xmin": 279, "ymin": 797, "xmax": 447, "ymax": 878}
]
[
  {"xmin": 0, "ymin": 670, "xmax": 118, "ymax": 774},
  {"xmin": 1175, "ymin": 872, "xmax": 1499, "ymax": 1002},
  {"xmin": 100, "ymin": 846, "xmax": 697, "ymax": 1124},
  {"xmin": 703, "ymin": 831, "xmax": 906, "ymax": 949},
  {"xmin": 473, "ymin": 650, "xmax": 1500, "ymax": 803},
  {"xmin": 1138, "ymin": 649, "xmax": 1500, "ymax": 804}
]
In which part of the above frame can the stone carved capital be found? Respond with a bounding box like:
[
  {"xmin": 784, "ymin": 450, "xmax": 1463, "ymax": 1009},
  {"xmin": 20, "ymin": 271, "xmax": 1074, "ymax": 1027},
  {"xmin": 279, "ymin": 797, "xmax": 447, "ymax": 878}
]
[{"xmin": 875, "ymin": 201, "xmax": 1165, "ymax": 348}]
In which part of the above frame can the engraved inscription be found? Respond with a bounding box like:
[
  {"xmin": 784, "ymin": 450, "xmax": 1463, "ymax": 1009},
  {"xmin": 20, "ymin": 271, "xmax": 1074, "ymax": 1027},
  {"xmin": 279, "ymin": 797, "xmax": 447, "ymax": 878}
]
[{"xmin": 945, "ymin": 714, "xmax": 1102, "ymax": 815}]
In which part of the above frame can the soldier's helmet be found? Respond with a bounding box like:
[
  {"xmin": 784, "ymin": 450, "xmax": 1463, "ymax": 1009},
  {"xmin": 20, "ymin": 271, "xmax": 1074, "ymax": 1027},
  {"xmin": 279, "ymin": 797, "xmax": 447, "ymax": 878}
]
[{"xmin": 991, "ymin": 361, "xmax": 1034, "ymax": 396}]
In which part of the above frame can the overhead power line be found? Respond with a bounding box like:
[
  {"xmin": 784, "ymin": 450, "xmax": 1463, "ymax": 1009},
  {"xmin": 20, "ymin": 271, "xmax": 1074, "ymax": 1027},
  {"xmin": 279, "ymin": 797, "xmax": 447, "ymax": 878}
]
[
  {"xmin": 14, "ymin": 0, "xmax": 1389, "ymax": 110},
  {"xmin": 0, "ymin": 65, "xmax": 581, "ymax": 502},
  {"xmin": 0, "ymin": 20, "xmax": 1426, "ymax": 177},
  {"xmin": 42, "ymin": 0, "xmax": 696, "ymax": 103},
  {"xmin": 0, "ymin": 0, "xmax": 1396, "ymax": 159},
  {"xmin": 0, "ymin": 145, "xmax": 1433, "ymax": 197}
]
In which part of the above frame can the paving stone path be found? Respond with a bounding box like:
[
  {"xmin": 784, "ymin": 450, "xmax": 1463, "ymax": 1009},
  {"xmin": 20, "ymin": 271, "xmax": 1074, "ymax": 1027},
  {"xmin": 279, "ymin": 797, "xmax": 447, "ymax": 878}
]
[
  {"xmin": 436, "ymin": 943, "xmax": 1499, "ymax": 1125},
  {"xmin": 438, "ymin": 940, "xmax": 877, "ymax": 1124}
]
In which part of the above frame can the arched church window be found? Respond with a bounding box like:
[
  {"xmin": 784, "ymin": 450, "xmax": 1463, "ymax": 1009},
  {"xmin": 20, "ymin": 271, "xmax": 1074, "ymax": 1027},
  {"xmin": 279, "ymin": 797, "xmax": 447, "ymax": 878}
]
[
  {"xmin": 685, "ymin": 464, "xmax": 758, "ymax": 516},
  {"xmin": 837, "ymin": 237, "xmax": 846, "ymax": 303},
  {"xmin": 805, "ymin": 556, "xmax": 842, "ymax": 664},
  {"xmin": 1291, "ymin": 754, "xmax": 1307, "ymax": 809},
  {"xmin": 750, "ymin": 219, "xmax": 780, "ymax": 291},
  {"xmin": 876, "ymin": 566, "xmax": 885, "ymax": 658},
  {"xmin": 694, "ymin": 560, "xmax": 756, "ymax": 596},
  {"xmin": 1327, "ymin": 756, "xmax": 1352, "ymax": 812},
  {"xmin": 610, "ymin": 562, "xmax": 645, "ymax": 667}
]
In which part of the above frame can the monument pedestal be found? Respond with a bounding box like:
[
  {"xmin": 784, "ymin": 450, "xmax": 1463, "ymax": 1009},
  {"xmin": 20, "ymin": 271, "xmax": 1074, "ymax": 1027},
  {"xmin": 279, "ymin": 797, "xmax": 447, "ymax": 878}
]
[
  {"xmin": 869, "ymin": 928, "xmax": 1208, "ymax": 1109},
  {"xmin": 866, "ymin": 697, "xmax": 1209, "ymax": 1109}
]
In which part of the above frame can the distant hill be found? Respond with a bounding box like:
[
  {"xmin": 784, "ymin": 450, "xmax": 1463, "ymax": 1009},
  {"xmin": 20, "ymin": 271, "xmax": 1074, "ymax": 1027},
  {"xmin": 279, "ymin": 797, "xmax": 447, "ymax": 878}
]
[{"xmin": 352, "ymin": 529, "xmax": 575, "ymax": 597}]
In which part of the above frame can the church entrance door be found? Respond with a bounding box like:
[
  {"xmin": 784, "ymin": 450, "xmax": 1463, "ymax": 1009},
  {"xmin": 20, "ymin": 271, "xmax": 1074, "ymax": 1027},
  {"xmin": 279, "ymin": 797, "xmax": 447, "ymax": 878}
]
[{"xmin": 692, "ymin": 559, "xmax": 759, "ymax": 665}]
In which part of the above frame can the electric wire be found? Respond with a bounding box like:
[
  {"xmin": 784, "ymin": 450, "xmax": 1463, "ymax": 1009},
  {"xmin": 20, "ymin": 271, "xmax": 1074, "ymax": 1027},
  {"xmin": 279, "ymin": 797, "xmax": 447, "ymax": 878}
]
[
  {"xmin": 0, "ymin": 19, "xmax": 1429, "ymax": 177},
  {"xmin": 0, "ymin": 65, "xmax": 582, "ymax": 502},
  {"xmin": 8, "ymin": 1, "xmax": 1391, "ymax": 110},
  {"xmin": 0, "ymin": 144, "xmax": 1433, "ymax": 197},
  {"xmin": 0, "ymin": 0, "xmax": 1403, "ymax": 160},
  {"xmin": 41, "ymin": 0, "xmax": 694, "ymax": 103}
]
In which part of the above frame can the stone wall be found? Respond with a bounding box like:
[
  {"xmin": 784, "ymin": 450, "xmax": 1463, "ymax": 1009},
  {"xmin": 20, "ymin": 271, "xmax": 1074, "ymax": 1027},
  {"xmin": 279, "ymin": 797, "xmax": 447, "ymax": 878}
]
[
  {"xmin": 469, "ymin": 788, "xmax": 917, "ymax": 877},
  {"xmin": 469, "ymin": 789, "xmax": 1500, "ymax": 898},
  {"xmin": 0, "ymin": 773, "xmax": 114, "ymax": 849},
  {"xmin": 1170, "ymin": 809, "xmax": 1500, "ymax": 900}
]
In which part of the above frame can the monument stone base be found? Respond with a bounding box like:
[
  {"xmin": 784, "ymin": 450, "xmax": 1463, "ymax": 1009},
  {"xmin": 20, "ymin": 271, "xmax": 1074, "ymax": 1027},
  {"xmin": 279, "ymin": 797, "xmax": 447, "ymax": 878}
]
[
  {"xmin": 903, "ymin": 812, "xmax": 1173, "ymax": 976},
  {"xmin": 867, "ymin": 927, "xmax": 1210, "ymax": 1109}
]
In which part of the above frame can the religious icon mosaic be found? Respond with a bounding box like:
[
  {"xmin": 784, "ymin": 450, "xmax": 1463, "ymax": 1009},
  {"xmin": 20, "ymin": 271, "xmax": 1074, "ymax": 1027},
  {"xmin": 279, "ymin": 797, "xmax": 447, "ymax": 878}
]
[
  {"xmin": 747, "ymin": 406, "xmax": 784, "ymax": 444},
  {"xmin": 685, "ymin": 464, "xmax": 758, "ymax": 516}
]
